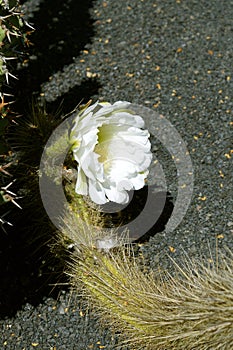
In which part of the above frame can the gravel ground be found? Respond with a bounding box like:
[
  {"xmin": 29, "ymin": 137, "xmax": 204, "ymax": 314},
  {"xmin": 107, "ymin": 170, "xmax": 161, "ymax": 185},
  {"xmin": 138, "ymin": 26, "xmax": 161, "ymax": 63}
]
[{"xmin": 1, "ymin": 0, "xmax": 233, "ymax": 348}]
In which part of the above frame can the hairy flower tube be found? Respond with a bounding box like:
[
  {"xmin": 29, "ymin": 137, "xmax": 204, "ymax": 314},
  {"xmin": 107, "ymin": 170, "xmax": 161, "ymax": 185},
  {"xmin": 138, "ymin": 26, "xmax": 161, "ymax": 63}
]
[{"xmin": 70, "ymin": 101, "xmax": 152, "ymax": 205}]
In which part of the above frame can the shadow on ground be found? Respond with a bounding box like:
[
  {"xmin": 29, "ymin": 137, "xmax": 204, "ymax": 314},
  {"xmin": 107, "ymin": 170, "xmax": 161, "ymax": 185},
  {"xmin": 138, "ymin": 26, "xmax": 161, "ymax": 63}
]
[{"xmin": 10, "ymin": 0, "xmax": 100, "ymax": 114}]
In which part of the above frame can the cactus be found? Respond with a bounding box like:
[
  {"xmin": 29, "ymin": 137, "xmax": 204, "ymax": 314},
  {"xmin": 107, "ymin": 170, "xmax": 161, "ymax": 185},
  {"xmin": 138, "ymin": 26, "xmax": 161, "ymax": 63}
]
[
  {"xmin": 0, "ymin": 0, "xmax": 33, "ymax": 228},
  {"xmin": 63, "ymin": 206, "xmax": 233, "ymax": 349},
  {"xmin": 0, "ymin": 0, "xmax": 33, "ymax": 120},
  {"xmin": 21, "ymin": 101, "xmax": 232, "ymax": 350},
  {"xmin": 0, "ymin": 0, "xmax": 33, "ymax": 117},
  {"xmin": 54, "ymin": 185, "xmax": 233, "ymax": 350},
  {"xmin": 0, "ymin": 0, "xmax": 33, "ymax": 94}
]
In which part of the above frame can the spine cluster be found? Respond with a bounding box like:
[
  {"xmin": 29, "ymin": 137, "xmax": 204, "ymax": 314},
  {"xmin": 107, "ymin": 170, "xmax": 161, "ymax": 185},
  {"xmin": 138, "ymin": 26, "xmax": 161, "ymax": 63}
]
[
  {"xmin": 0, "ymin": 0, "xmax": 32, "ymax": 98},
  {"xmin": 61, "ymin": 202, "xmax": 233, "ymax": 350},
  {"xmin": 0, "ymin": 0, "xmax": 33, "ymax": 226}
]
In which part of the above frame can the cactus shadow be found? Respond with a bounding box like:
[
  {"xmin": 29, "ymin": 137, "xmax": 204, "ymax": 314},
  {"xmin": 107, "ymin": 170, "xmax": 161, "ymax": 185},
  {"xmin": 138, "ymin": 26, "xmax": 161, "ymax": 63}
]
[
  {"xmin": 0, "ymin": 223, "xmax": 70, "ymax": 319},
  {"xmin": 15, "ymin": 0, "xmax": 96, "ymax": 94},
  {"xmin": 0, "ymin": 0, "xmax": 100, "ymax": 319}
]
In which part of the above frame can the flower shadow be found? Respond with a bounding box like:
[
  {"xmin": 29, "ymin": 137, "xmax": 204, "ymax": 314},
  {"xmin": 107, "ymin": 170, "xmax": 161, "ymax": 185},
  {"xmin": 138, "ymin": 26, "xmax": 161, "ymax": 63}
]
[{"xmin": 100, "ymin": 186, "xmax": 174, "ymax": 244}]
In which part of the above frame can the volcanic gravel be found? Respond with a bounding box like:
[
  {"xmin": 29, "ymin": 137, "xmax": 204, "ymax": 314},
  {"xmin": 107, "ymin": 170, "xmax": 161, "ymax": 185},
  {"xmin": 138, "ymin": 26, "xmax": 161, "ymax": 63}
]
[{"xmin": 0, "ymin": 0, "xmax": 232, "ymax": 349}]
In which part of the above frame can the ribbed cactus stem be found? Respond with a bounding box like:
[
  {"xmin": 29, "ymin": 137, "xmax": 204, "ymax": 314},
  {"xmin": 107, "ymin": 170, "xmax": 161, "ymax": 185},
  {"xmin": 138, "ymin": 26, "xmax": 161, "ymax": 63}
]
[
  {"xmin": 0, "ymin": 0, "xmax": 33, "ymax": 106},
  {"xmin": 0, "ymin": 0, "xmax": 34, "ymax": 226},
  {"xmin": 67, "ymin": 229, "xmax": 233, "ymax": 350}
]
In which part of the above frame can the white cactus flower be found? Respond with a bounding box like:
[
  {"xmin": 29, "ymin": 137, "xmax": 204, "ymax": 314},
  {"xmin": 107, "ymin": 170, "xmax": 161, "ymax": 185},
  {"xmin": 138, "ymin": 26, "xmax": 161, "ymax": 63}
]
[{"xmin": 70, "ymin": 101, "xmax": 152, "ymax": 205}]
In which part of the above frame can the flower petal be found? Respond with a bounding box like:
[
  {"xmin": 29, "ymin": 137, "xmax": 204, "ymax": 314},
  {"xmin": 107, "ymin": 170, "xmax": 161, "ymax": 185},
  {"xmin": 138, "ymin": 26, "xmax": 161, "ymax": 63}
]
[
  {"xmin": 75, "ymin": 167, "xmax": 88, "ymax": 195},
  {"xmin": 88, "ymin": 179, "xmax": 108, "ymax": 204},
  {"xmin": 70, "ymin": 101, "xmax": 152, "ymax": 205}
]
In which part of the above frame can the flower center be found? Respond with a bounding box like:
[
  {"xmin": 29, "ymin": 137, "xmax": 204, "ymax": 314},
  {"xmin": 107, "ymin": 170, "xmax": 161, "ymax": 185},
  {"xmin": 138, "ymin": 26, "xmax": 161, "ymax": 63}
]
[
  {"xmin": 94, "ymin": 125, "xmax": 113, "ymax": 163},
  {"xmin": 94, "ymin": 142, "xmax": 108, "ymax": 163}
]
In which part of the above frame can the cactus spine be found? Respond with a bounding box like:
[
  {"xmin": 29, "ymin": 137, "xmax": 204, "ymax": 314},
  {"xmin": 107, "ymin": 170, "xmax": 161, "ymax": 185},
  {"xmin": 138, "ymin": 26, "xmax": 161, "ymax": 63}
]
[
  {"xmin": 34, "ymin": 108, "xmax": 233, "ymax": 350},
  {"xmin": 60, "ymin": 199, "xmax": 233, "ymax": 350},
  {"xmin": 0, "ymin": 9, "xmax": 230, "ymax": 343},
  {"xmin": 0, "ymin": 0, "xmax": 33, "ymax": 227},
  {"xmin": 0, "ymin": 0, "xmax": 32, "ymax": 96},
  {"xmin": 67, "ymin": 226, "xmax": 233, "ymax": 349}
]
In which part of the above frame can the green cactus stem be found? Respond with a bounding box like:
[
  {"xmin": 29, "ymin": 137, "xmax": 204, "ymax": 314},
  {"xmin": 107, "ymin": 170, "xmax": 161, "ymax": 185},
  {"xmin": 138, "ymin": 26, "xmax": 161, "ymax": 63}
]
[
  {"xmin": 68, "ymin": 241, "xmax": 233, "ymax": 350},
  {"xmin": 0, "ymin": 0, "xmax": 33, "ymax": 108}
]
